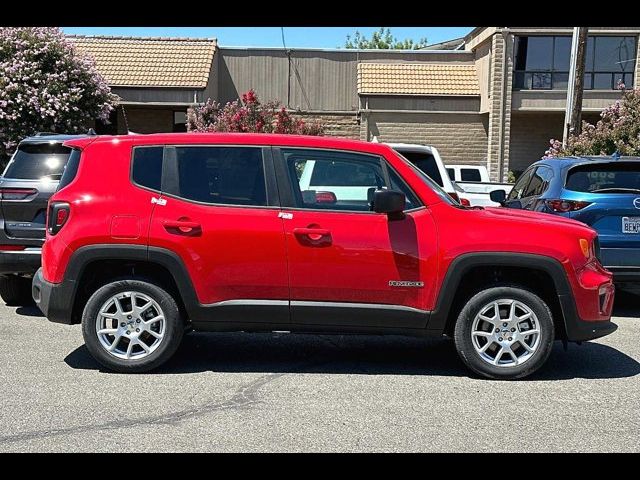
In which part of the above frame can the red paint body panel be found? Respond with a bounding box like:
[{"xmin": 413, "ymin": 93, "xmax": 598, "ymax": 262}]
[{"xmin": 42, "ymin": 132, "xmax": 614, "ymax": 327}]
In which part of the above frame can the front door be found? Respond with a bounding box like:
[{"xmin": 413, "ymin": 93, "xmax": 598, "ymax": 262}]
[
  {"xmin": 148, "ymin": 145, "xmax": 289, "ymax": 323},
  {"xmin": 274, "ymin": 147, "xmax": 437, "ymax": 329}
]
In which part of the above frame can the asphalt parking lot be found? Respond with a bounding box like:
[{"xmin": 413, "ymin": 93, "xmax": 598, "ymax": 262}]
[{"xmin": 0, "ymin": 290, "xmax": 638, "ymax": 452}]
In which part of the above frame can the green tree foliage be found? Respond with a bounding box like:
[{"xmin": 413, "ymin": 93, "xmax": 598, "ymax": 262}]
[{"xmin": 344, "ymin": 28, "xmax": 428, "ymax": 50}]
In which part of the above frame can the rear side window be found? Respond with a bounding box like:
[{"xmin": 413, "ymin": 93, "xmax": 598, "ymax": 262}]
[
  {"xmin": 461, "ymin": 168, "xmax": 482, "ymax": 182},
  {"xmin": 132, "ymin": 146, "xmax": 163, "ymax": 191},
  {"xmin": 565, "ymin": 162, "xmax": 640, "ymax": 193},
  {"xmin": 396, "ymin": 150, "xmax": 443, "ymax": 187},
  {"xmin": 175, "ymin": 147, "xmax": 266, "ymax": 206},
  {"xmin": 57, "ymin": 149, "xmax": 82, "ymax": 191},
  {"xmin": 3, "ymin": 143, "xmax": 71, "ymax": 180}
]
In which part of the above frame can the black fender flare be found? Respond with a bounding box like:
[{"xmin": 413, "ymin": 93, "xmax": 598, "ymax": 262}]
[
  {"xmin": 426, "ymin": 252, "xmax": 579, "ymax": 337},
  {"xmin": 63, "ymin": 244, "xmax": 201, "ymax": 321}
]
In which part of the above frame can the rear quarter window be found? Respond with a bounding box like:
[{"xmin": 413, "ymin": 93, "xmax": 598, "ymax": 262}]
[
  {"xmin": 3, "ymin": 143, "xmax": 71, "ymax": 180},
  {"xmin": 132, "ymin": 146, "xmax": 163, "ymax": 191},
  {"xmin": 565, "ymin": 162, "xmax": 640, "ymax": 193},
  {"xmin": 461, "ymin": 168, "xmax": 482, "ymax": 182}
]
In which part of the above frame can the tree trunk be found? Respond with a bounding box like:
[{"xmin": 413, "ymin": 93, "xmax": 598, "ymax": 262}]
[{"xmin": 569, "ymin": 27, "xmax": 589, "ymax": 136}]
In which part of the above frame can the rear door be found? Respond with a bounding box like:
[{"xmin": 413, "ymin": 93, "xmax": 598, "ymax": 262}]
[
  {"xmin": 148, "ymin": 145, "xmax": 289, "ymax": 324},
  {"xmin": 0, "ymin": 142, "xmax": 70, "ymax": 246}
]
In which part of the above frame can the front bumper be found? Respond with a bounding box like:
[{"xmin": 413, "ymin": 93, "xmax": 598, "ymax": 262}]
[
  {"xmin": 32, "ymin": 267, "xmax": 76, "ymax": 324},
  {"xmin": 560, "ymin": 260, "xmax": 617, "ymax": 342},
  {"xmin": 0, "ymin": 249, "xmax": 41, "ymax": 275}
]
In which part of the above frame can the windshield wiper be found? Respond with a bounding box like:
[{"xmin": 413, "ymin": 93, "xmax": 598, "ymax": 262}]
[{"xmin": 590, "ymin": 187, "xmax": 640, "ymax": 194}]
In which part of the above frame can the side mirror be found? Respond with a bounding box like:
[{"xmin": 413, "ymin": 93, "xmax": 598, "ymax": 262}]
[
  {"xmin": 373, "ymin": 189, "xmax": 405, "ymax": 219},
  {"xmin": 489, "ymin": 189, "xmax": 507, "ymax": 205}
]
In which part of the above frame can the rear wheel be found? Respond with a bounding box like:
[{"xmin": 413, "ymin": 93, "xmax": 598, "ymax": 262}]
[
  {"xmin": 453, "ymin": 285, "xmax": 554, "ymax": 380},
  {"xmin": 82, "ymin": 279, "xmax": 184, "ymax": 373},
  {"xmin": 0, "ymin": 275, "xmax": 34, "ymax": 306}
]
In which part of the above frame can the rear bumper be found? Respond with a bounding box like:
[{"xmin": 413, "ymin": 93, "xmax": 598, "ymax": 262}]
[
  {"xmin": 32, "ymin": 268, "xmax": 76, "ymax": 324},
  {"xmin": 0, "ymin": 249, "xmax": 41, "ymax": 275},
  {"xmin": 600, "ymin": 247, "xmax": 640, "ymax": 282}
]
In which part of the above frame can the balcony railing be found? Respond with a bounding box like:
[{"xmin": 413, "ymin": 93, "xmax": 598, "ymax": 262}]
[{"xmin": 514, "ymin": 70, "xmax": 635, "ymax": 91}]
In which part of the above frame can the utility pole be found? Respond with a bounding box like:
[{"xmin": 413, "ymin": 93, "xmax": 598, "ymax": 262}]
[{"xmin": 563, "ymin": 27, "xmax": 589, "ymax": 147}]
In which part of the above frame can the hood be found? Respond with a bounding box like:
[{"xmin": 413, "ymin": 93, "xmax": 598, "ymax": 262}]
[{"xmin": 482, "ymin": 206, "xmax": 590, "ymax": 229}]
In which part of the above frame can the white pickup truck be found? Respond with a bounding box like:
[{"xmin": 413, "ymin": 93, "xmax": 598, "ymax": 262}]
[{"xmin": 446, "ymin": 164, "xmax": 513, "ymax": 205}]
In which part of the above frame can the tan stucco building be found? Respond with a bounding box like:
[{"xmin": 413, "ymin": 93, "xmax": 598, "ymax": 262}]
[{"xmin": 69, "ymin": 27, "xmax": 640, "ymax": 181}]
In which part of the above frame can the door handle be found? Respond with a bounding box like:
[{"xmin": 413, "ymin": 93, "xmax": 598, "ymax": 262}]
[
  {"xmin": 293, "ymin": 227, "xmax": 331, "ymax": 244},
  {"xmin": 163, "ymin": 220, "xmax": 201, "ymax": 234}
]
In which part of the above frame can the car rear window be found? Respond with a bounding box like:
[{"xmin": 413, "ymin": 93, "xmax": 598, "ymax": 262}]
[
  {"xmin": 565, "ymin": 162, "xmax": 640, "ymax": 193},
  {"xmin": 3, "ymin": 143, "xmax": 71, "ymax": 180},
  {"xmin": 461, "ymin": 168, "xmax": 482, "ymax": 182},
  {"xmin": 395, "ymin": 150, "xmax": 444, "ymax": 187}
]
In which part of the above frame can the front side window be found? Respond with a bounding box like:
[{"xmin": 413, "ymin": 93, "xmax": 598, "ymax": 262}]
[
  {"xmin": 514, "ymin": 35, "xmax": 636, "ymax": 90},
  {"xmin": 522, "ymin": 166, "xmax": 553, "ymax": 197},
  {"xmin": 284, "ymin": 148, "xmax": 420, "ymax": 212},
  {"xmin": 507, "ymin": 167, "xmax": 534, "ymax": 201},
  {"xmin": 175, "ymin": 146, "xmax": 266, "ymax": 206}
]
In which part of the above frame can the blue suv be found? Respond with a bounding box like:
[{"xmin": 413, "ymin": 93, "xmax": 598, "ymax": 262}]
[{"xmin": 490, "ymin": 156, "xmax": 640, "ymax": 285}]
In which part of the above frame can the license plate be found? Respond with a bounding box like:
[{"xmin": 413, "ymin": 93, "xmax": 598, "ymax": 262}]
[{"xmin": 622, "ymin": 217, "xmax": 640, "ymax": 234}]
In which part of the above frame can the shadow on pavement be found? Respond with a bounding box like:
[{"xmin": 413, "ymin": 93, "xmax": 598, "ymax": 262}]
[
  {"xmin": 15, "ymin": 305, "xmax": 44, "ymax": 317},
  {"xmin": 64, "ymin": 331, "xmax": 640, "ymax": 381},
  {"xmin": 613, "ymin": 288, "xmax": 640, "ymax": 318}
]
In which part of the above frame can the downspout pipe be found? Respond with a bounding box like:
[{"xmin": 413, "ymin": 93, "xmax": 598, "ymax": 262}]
[{"xmin": 497, "ymin": 27, "xmax": 511, "ymax": 182}]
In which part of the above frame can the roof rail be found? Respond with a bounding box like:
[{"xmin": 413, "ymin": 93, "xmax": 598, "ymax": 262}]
[{"xmin": 34, "ymin": 132, "xmax": 58, "ymax": 137}]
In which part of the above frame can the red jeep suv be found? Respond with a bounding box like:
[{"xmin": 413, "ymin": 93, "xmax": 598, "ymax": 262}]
[{"xmin": 32, "ymin": 133, "xmax": 616, "ymax": 379}]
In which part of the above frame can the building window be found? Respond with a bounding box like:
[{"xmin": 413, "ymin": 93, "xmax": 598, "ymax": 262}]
[
  {"xmin": 173, "ymin": 111, "xmax": 187, "ymax": 132},
  {"xmin": 514, "ymin": 35, "xmax": 637, "ymax": 90}
]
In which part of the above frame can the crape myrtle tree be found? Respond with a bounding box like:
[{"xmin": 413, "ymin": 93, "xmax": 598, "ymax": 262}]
[
  {"xmin": 0, "ymin": 27, "xmax": 118, "ymax": 163},
  {"xmin": 545, "ymin": 83, "xmax": 640, "ymax": 158},
  {"xmin": 186, "ymin": 89, "xmax": 325, "ymax": 135}
]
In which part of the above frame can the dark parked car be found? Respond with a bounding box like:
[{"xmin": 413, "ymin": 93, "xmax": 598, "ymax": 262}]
[
  {"xmin": 0, "ymin": 133, "xmax": 88, "ymax": 305},
  {"xmin": 490, "ymin": 155, "xmax": 640, "ymax": 286}
]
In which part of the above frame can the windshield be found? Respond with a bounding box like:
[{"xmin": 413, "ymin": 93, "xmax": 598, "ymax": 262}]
[
  {"xmin": 395, "ymin": 152, "xmax": 457, "ymax": 206},
  {"xmin": 565, "ymin": 162, "xmax": 640, "ymax": 193},
  {"xmin": 3, "ymin": 143, "xmax": 71, "ymax": 180}
]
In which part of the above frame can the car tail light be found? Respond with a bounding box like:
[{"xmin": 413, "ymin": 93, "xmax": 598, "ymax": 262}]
[
  {"xmin": 448, "ymin": 192, "xmax": 460, "ymax": 203},
  {"xmin": 0, "ymin": 245, "xmax": 26, "ymax": 251},
  {"xmin": 315, "ymin": 191, "xmax": 337, "ymax": 204},
  {"xmin": 0, "ymin": 188, "xmax": 37, "ymax": 200},
  {"xmin": 545, "ymin": 199, "xmax": 592, "ymax": 212},
  {"xmin": 459, "ymin": 197, "xmax": 471, "ymax": 207},
  {"xmin": 47, "ymin": 202, "xmax": 70, "ymax": 235}
]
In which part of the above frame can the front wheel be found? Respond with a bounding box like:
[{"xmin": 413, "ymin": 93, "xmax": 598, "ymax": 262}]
[
  {"xmin": 453, "ymin": 286, "xmax": 555, "ymax": 380},
  {"xmin": 81, "ymin": 279, "xmax": 184, "ymax": 373}
]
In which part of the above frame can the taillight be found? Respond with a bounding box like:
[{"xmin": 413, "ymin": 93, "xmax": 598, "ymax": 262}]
[
  {"xmin": 545, "ymin": 199, "xmax": 592, "ymax": 213},
  {"xmin": 449, "ymin": 192, "xmax": 460, "ymax": 203},
  {"xmin": 459, "ymin": 197, "xmax": 471, "ymax": 207},
  {"xmin": 315, "ymin": 191, "xmax": 337, "ymax": 204},
  {"xmin": 0, "ymin": 245, "xmax": 26, "ymax": 251},
  {"xmin": 47, "ymin": 202, "xmax": 70, "ymax": 235},
  {"xmin": 0, "ymin": 188, "xmax": 37, "ymax": 200}
]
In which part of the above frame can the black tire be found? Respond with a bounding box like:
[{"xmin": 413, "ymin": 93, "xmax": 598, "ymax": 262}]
[
  {"xmin": 453, "ymin": 285, "xmax": 555, "ymax": 380},
  {"xmin": 0, "ymin": 275, "xmax": 35, "ymax": 306},
  {"xmin": 81, "ymin": 279, "xmax": 184, "ymax": 373}
]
